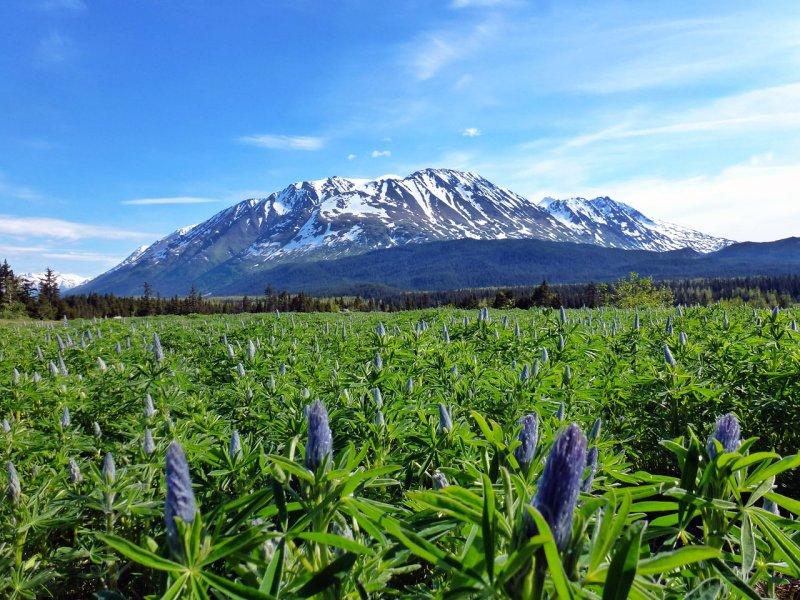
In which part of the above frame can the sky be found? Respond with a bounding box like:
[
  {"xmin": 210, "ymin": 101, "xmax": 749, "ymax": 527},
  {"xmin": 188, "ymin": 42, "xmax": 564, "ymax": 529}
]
[{"xmin": 1, "ymin": 0, "xmax": 800, "ymax": 278}]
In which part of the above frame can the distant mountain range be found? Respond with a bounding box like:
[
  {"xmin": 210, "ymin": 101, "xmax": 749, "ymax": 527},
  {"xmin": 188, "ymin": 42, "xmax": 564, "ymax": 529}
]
[
  {"xmin": 23, "ymin": 272, "xmax": 89, "ymax": 291},
  {"xmin": 71, "ymin": 168, "xmax": 745, "ymax": 296}
]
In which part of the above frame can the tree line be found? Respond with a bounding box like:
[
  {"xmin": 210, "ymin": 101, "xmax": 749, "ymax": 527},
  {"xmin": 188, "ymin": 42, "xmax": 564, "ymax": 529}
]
[{"xmin": 2, "ymin": 258, "xmax": 799, "ymax": 320}]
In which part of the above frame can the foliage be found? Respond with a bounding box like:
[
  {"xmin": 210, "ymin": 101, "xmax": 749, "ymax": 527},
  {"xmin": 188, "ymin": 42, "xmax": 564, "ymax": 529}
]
[
  {"xmin": 0, "ymin": 306, "xmax": 799, "ymax": 597},
  {"xmin": 612, "ymin": 272, "xmax": 674, "ymax": 308}
]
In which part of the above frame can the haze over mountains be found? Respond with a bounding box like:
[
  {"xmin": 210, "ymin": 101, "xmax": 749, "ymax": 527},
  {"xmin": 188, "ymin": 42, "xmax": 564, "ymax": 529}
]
[{"xmin": 72, "ymin": 168, "xmax": 743, "ymax": 296}]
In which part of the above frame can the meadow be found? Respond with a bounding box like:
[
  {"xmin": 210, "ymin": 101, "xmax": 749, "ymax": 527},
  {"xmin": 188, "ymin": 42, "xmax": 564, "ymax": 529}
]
[{"xmin": 1, "ymin": 306, "xmax": 800, "ymax": 599}]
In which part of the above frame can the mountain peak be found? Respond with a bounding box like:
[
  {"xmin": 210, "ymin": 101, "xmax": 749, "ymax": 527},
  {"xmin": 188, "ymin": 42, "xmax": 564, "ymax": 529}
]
[{"xmin": 73, "ymin": 168, "xmax": 734, "ymax": 296}]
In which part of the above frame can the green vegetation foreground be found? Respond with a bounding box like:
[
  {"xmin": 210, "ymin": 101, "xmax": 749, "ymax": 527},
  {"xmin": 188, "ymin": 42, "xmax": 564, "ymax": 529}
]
[{"xmin": 1, "ymin": 306, "xmax": 800, "ymax": 598}]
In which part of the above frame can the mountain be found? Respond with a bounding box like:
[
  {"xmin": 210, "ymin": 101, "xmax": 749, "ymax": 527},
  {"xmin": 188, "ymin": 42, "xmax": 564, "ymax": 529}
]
[
  {"xmin": 71, "ymin": 168, "xmax": 735, "ymax": 296},
  {"xmin": 539, "ymin": 196, "xmax": 732, "ymax": 253},
  {"xmin": 23, "ymin": 272, "xmax": 89, "ymax": 291}
]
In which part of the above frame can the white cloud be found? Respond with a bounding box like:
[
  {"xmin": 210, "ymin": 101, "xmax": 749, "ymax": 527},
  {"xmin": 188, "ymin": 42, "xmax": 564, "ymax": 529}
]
[
  {"xmin": 0, "ymin": 245, "xmax": 120, "ymax": 265},
  {"xmin": 451, "ymin": 0, "xmax": 517, "ymax": 7},
  {"xmin": 371, "ymin": 150, "xmax": 391, "ymax": 158},
  {"xmin": 0, "ymin": 177, "xmax": 43, "ymax": 201},
  {"xmin": 347, "ymin": 154, "xmax": 357, "ymax": 161},
  {"xmin": 0, "ymin": 215, "xmax": 155, "ymax": 241},
  {"xmin": 462, "ymin": 127, "xmax": 481, "ymax": 137},
  {"xmin": 121, "ymin": 196, "xmax": 219, "ymax": 206},
  {"xmin": 570, "ymin": 158, "xmax": 800, "ymax": 242},
  {"xmin": 238, "ymin": 134, "xmax": 325, "ymax": 150},
  {"xmin": 36, "ymin": 32, "xmax": 77, "ymax": 66},
  {"xmin": 407, "ymin": 19, "xmax": 499, "ymax": 80}
]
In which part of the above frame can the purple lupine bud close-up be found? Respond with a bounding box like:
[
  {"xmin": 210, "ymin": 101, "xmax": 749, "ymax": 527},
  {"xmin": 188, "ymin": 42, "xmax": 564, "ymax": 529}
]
[
  {"xmin": 144, "ymin": 394, "xmax": 156, "ymax": 418},
  {"xmin": 143, "ymin": 428, "xmax": 156, "ymax": 455},
  {"xmin": 93, "ymin": 421, "xmax": 102, "ymax": 439},
  {"xmin": 581, "ymin": 446, "xmax": 599, "ymax": 492},
  {"xmin": 165, "ymin": 440, "xmax": 197, "ymax": 554},
  {"xmin": 371, "ymin": 387, "xmax": 383, "ymax": 408},
  {"xmin": 153, "ymin": 333, "xmax": 164, "ymax": 362},
  {"xmin": 432, "ymin": 470, "xmax": 449, "ymax": 490},
  {"xmin": 305, "ymin": 400, "xmax": 333, "ymax": 471},
  {"xmin": 664, "ymin": 344, "xmax": 676, "ymax": 367},
  {"xmin": 6, "ymin": 461, "xmax": 21, "ymax": 505},
  {"xmin": 102, "ymin": 452, "xmax": 116, "ymax": 484},
  {"xmin": 229, "ymin": 430, "xmax": 242, "ymax": 460},
  {"xmin": 437, "ymin": 403, "xmax": 453, "ymax": 434},
  {"xmin": 68, "ymin": 458, "xmax": 83, "ymax": 484},
  {"xmin": 530, "ymin": 423, "xmax": 587, "ymax": 551},
  {"xmin": 589, "ymin": 418, "xmax": 602, "ymax": 441},
  {"xmin": 706, "ymin": 413, "xmax": 741, "ymax": 458},
  {"xmin": 2, "ymin": 419, "xmax": 10, "ymax": 434},
  {"xmin": 60, "ymin": 407, "xmax": 70, "ymax": 429},
  {"xmin": 514, "ymin": 413, "xmax": 539, "ymax": 470}
]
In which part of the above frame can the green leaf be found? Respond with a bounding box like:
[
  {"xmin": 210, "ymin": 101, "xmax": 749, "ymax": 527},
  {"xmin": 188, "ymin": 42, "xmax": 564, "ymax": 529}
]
[
  {"xmin": 711, "ymin": 558, "xmax": 760, "ymax": 599},
  {"xmin": 637, "ymin": 546, "xmax": 720, "ymax": 576},
  {"xmin": 159, "ymin": 574, "xmax": 189, "ymax": 600},
  {"xmin": 481, "ymin": 473, "xmax": 496, "ymax": 582},
  {"xmin": 740, "ymin": 512, "xmax": 755, "ymax": 578},
  {"xmin": 294, "ymin": 532, "xmax": 372, "ymax": 555},
  {"xmin": 259, "ymin": 538, "xmax": 284, "ymax": 596},
  {"xmin": 751, "ymin": 512, "xmax": 800, "ymax": 576},
  {"xmin": 525, "ymin": 506, "xmax": 574, "ymax": 599},
  {"xmin": 201, "ymin": 570, "xmax": 275, "ymax": 600},
  {"xmin": 602, "ymin": 521, "xmax": 645, "ymax": 600},
  {"xmin": 98, "ymin": 534, "xmax": 184, "ymax": 573},
  {"xmin": 745, "ymin": 454, "xmax": 800, "ymax": 487}
]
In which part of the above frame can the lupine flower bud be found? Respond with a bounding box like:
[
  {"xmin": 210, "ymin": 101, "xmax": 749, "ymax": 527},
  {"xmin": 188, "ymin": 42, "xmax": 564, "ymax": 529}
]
[
  {"xmin": 371, "ymin": 388, "xmax": 383, "ymax": 408},
  {"xmin": 93, "ymin": 421, "xmax": 102, "ymax": 439},
  {"xmin": 165, "ymin": 441, "xmax": 197, "ymax": 554},
  {"xmin": 772, "ymin": 306, "xmax": 780, "ymax": 319},
  {"xmin": 12, "ymin": 368, "xmax": 20, "ymax": 386},
  {"xmin": 405, "ymin": 377, "xmax": 414, "ymax": 393},
  {"xmin": 679, "ymin": 331, "xmax": 688, "ymax": 346},
  {"xmin": 143, "ymin": 394, "xmax": 156, "ymax": 419},
  {"xmin": 6, "ymin": 462, "xmax": 20, "ymax": 505},
  {"xmin": 515, "ymin": 322, "xmax": 521, "ymax": 339},
  {"xmin": 432, "ymin": 470, "xmax": 449, "ymax": 490},
  {"xmin": 153, "ymin": 333, "xmax": 164, "ymax": 362},
  {"xmin": 563, "ymin": 365, "xmax": 572, "ymax": 385},
  {"xmin": 58, "ymin": 354, "xmax": 69, "ymax": 376},
  {"xmin": 541, "ymin": 348, "xmax": 549, "ymax": 363},
  {"xmin": 634, "ymin": 313, "xmax": 640, "ymax": 330},
  {"xmin": 376, "ymin": 322, "xmax": 386, "ymax": 337},
  {"xmin": 665, "ymin": 316, "xmax": 673, "ymax": 335},
  {"xmin": 68, "ymin": 458, "xmax": 83, "ymax": 484},
  {"xmin": 100, "ymin": 452, "xmax": 116, "ymax": 485},
  {"xmin": 60, "ymin": 407, "xmax": 71, "ymax": 429},
  {"xmin": 581, "ymin": 446, "xmax": 598, "ymax": 492},
  {"xmin": 555, "ymin": 402, "xmax": 565, "ymax": 421},
  {"xmin": 530, "ymin": 424, "xmax": 587, "ymax": 550},
  {"xmin": 36, "ymin": 346, "xmax": 44, "ymax": 361},
  {"xmin": 115, "ymin": 342, "xmax": 122, "ymax": 355},
  {"xmin": 559, "ymin": 306, "xmax": 567, "ymax": 324},
  {"xmin": 514, "ymin": 413, "xmax": 539, "ymax": 470},
  {"xmin": 236, "ymin": 362, "xmax": 246, "ymax": 377},
  {"xmin": 706, "ymin": 413, "xmax": 741, "ymax": 458},
  {"xmin": 520, "ymin": 364, "xmax": 530, "ymax": 383},
  {"xmin": 664, "ymin": 344, "xmax": 676, "ymax": 367},
  {"xmin": 450, "ymin": 365, "xmax": 458, "ymax": 377},
  {"xmin": 437, "ymin": 403, "xmax": 453, "ymax": 434},
  {"xmin": 33, "ymin": 372, "xmax": 41, "ymax": 383},
  {"xmin": 763, "ymin": 497, "xmax": 780, "ymax": 516},
  {"xmin": 144, "ymin": 428, "xmax": 156, "ymax": 455},
  {"xmin": 373, "ymin": 353, "xmax": 383, "ymax": 370},
  {"xmin": 2, "ymin": 419, "xmax": 10, "ymax": 433},
  {"xmin": 791, "ymin": 320, "xmax": 798, "ymax": 332},
  {"xmin": 442, "ymin": 325, "xmax": 450, "ymax": 343},
  {"xmin": 532, "ymin": 359, "xmax": 541, "ymax": 377},
  {"xmin": 589, "ymin": 418, "xmax": 602, "ymax": 440},
  {"xmin": 49, "ymin": 361, "xmax": 59, "ymax": 376},
  {"xmin": 97, "ymin": 357, "xmax": 107, "ymax": 372},
  {"xmin": 229, "ymin": 430, "xmax": 242, "ymax": 461},
  {"xmin": 305, "ymin": 400, "xmax": 333, "ymax": 471},
  {"xmin": 374, "ymin": 410, "xmax": 385, "ymax": 428},
  {"xmin": 279, "ymin": 363, "xmax": 287, "ymax": 376}
]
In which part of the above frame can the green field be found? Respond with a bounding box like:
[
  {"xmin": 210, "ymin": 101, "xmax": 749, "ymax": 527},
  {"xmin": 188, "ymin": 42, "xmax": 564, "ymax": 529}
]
[{"xmin": 2, "ymin": 307, "xmax": 800, "ymax": 598}]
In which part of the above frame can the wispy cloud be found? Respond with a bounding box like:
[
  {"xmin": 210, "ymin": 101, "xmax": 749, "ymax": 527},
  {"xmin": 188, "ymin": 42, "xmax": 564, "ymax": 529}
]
[
  {"xmin": 0, "ymin": 215, "xmax": 156, "ymax": 241},
  {"xmin": 462, "ymin": 127, "xmax": 481, "ymax": 137},
  {"xmin": 121, "ymin": 196, "xmax": 219, "ymax": 206},
  {"xmin": 451, "ymin": 0, "xmax": 515, "ymax": 8},
  {"xmin": 406, "ymin": 19, "xmax": 499, "ymax": 80},
  {"xmin": 238, "ymin": 134, "xmax": 325, "ymax": 150},
  {"xmin": 371, "ymin": 150, "xmax": 391, "ymax": 158},
  {"xmin": 35, "ymin": 31, "xmax": 77, "ymax": 66},
  {"xmin": 0, "ymin": 176, "xmax": 44, "ymax": 202},
  {"xmin": 347, "ymin": 154, "xmax": 357, "ymax": 161},
  {"xmin": 0, "ymin": 245, "xmax": 121, "ymax": 265}
]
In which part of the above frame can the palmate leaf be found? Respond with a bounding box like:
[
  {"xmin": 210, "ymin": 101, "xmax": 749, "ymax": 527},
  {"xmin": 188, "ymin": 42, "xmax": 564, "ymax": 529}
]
[
  {"xmin": 293, "ymin": 552, "xmax": 358, "ymax": 598},
  {"xmin": 294, "ymin": 531, "xmax": 372, "ymax": 555},
  {"xmin": 201, "ymin": 570, "xmax": 275, "ymax": 600},
  {"xmin": 750, "ymin": 511, "xmax": 800, "ymax": 576},
  {"xmin": 635, "ymin": 546, "xmax": 720, "ymax": 576}
]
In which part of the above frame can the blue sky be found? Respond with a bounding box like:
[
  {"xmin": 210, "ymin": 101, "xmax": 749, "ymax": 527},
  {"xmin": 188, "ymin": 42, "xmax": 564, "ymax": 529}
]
[{"xmin": 2, "ymin": 0, "xmax": 799, "ymax": 277}]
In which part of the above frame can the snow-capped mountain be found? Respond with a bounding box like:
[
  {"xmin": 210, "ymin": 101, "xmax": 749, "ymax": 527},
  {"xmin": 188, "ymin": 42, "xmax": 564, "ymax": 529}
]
[
  {"xmin": 23, "ymin": 272, "xmax": 90, "ymax": 291},
  {"xmin": 72, "ymin": 169, "xmax": 733, "ymax": 296},
  {"xmin": 539, "ymin": 196, "xmax": 732, "ymax": 253}
]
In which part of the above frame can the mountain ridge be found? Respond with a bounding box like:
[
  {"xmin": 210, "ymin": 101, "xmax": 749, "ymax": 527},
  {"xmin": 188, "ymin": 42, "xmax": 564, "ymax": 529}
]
[{"xmin": 71, "ymin": 168, "xmax": 736, "ymax": 296}]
